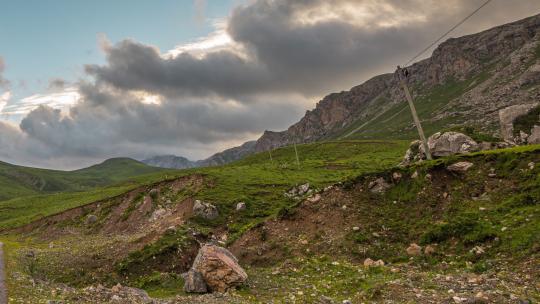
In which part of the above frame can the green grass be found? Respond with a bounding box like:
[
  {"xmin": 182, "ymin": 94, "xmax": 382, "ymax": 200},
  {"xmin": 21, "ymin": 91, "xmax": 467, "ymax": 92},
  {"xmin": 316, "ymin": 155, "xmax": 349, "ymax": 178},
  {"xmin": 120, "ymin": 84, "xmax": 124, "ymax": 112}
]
[{"xmin": 0, "ymin": 157, "xmax": 166, "ymax": 201}]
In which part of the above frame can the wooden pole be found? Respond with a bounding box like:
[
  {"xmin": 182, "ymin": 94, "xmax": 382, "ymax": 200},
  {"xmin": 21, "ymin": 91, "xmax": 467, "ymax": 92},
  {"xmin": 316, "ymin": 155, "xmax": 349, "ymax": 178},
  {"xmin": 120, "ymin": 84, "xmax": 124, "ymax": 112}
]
[
  {"xmin": 397, "ymin": 67, "xmax": 432, "ymax": 160},
  {"xmin": 268, "ymin": 149, "xmax": 273, "ymax": 163}
]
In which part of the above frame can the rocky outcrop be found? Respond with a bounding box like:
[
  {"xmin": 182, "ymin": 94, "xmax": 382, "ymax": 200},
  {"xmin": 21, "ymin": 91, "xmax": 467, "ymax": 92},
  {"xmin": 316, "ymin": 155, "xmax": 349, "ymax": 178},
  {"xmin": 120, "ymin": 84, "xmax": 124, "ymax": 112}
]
[
  {"xmin": 187, "ymin": 244, "xmax": 248, "ymax": 293},
  {"xmin": 499, "ymin": 103, "xmax": 540, "ymax": 141}
]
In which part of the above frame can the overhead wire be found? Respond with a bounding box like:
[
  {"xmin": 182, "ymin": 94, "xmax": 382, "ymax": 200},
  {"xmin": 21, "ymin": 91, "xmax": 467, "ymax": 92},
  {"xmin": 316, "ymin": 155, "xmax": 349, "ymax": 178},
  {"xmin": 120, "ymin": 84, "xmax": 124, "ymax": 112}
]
[{"xmin": 403, "ymin": 0, "xmax": 493, "ymax": 67}]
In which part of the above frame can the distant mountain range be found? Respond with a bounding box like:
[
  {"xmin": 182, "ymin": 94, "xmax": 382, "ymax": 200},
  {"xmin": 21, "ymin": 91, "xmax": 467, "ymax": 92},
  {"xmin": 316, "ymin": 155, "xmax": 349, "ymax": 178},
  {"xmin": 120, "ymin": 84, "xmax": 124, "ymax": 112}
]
[
  {"xmin": 141, "ymin": 141, "xmax": 256, "ymax": 169},
  {"xmin": 146, "ymin": 14, "xmax": 540, "ymax": 169}
]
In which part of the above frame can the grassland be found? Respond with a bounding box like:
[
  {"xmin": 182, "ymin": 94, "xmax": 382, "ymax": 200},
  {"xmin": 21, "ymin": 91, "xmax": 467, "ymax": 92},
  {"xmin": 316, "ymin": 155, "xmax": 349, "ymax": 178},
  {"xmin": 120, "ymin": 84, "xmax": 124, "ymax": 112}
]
[{"xmin": 0, "ymin": 157, "xmax": 166, "ymax": 202}]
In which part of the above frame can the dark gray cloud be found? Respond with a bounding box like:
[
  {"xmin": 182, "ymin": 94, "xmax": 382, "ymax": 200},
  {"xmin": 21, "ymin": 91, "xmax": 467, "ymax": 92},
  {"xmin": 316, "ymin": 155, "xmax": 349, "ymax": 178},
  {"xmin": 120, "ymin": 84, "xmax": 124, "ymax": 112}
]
[
  {"xmin": 3, "ymin": 0, "xmax": 540, "ymax": 169},
  {"xmin": 47, "ymin": 78, "xmax": 67, "ymax": 90},
  {"xmin": 86, "ymin": 0, "xmax": 540, "ymax": 99}
]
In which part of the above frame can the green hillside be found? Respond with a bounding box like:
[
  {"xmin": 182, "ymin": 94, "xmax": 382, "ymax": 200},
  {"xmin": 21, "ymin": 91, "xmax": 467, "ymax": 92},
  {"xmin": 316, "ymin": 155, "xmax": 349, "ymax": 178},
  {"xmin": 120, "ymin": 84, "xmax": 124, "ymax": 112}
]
[
  {"xmin": 0, "ymin": 157, "xmax": 166, "ymax": 201},
  {"xmin": 0, "ymin": 140, "xmax": 409, "ymax": 231}
]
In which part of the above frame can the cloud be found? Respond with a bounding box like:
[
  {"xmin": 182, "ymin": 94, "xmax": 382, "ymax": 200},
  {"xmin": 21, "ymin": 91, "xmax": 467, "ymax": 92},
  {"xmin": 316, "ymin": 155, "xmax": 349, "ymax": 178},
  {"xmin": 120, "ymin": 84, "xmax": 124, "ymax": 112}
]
[{"xmin": 2, "ymin": 0, "xmax": 540, "ymax": 169}]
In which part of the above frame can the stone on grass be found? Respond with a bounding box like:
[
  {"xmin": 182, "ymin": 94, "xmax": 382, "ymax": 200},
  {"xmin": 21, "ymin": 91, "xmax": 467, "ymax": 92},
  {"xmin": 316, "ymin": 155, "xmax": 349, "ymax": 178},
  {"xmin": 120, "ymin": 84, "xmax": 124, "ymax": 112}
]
[
  {"xmin": 424, "ymin": 245, "xmax": 436, "ymax": 255},
  {"xmin": 85, "ymin": 214, "xmax": 98, "ymax": 225},
  {"xmin": 368, "ymin": 177, "xmax": 391, "ymax": 193},
  {"xmin": 235, "ymin": 202, "xmax": 246, "ymax": 211},
  {"xmin": 406, "ymin": 243, "xmax": 422, "ymax": 256},
  {"xmin": 193, "ymin": 200, "xmax": 219, "ymax": 220},
  {"xmin": 447, "ymin": 161, "xmax": 474, "ymax": 173},
  {"xmin": 190, "ymin": 244, "xmax": 247, "ymax": 292}
]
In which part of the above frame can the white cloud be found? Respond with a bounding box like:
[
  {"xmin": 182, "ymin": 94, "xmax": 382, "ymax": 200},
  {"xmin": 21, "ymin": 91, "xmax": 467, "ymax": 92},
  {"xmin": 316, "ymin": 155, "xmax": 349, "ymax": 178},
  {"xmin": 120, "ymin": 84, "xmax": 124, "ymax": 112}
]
[
  {"xmin": 164, "ymin": 20, "xmax": 240, "ymax": 59},
  {"xmin": 2, "ymin": 87, "xmax": 80, "ymax": 117},
  {"xmin": 0, "ymin": 91, "xmax": 11, "ymax": 113}
]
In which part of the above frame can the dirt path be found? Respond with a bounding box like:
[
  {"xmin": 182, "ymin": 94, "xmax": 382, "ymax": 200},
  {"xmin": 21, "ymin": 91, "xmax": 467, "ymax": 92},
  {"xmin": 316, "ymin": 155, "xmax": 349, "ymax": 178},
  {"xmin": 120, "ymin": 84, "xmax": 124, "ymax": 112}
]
[{"xmin": 0, "ymin": 242, "xmax": 6, "ymax": 304}]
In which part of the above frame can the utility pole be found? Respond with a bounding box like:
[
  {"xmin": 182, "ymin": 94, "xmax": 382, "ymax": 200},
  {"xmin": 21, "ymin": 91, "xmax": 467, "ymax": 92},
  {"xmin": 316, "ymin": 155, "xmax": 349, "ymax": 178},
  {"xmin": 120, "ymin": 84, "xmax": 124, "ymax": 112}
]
[
  {"xmin": 293, "ymin": 141, "xmax": 300, "ymax": 167},
  {"xmin": 396, "ymin": 66, "xmax": 432, "ymax": 160}
]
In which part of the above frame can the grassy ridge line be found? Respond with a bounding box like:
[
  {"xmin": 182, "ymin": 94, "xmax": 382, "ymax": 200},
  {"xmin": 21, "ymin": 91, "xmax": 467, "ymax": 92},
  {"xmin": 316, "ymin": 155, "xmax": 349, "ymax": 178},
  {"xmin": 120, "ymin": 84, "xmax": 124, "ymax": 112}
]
[
  {"xmin": 0, "ymin": 169, "xmax": 188, "ymax": 231},
  {"xmin": 0, "ymin": 140, "xmax": 410, "ymax": 232},
  {"xmin": 0, "ymin": 158, "xmax": 166, "ymax": 202}
]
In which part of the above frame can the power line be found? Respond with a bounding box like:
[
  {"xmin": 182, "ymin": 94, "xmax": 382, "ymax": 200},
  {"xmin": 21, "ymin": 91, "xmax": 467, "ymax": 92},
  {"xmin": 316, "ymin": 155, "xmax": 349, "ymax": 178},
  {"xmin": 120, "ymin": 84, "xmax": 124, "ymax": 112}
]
[{"xmin": 403, "ymin": 0, "xmax": 492, "ymax": 66}]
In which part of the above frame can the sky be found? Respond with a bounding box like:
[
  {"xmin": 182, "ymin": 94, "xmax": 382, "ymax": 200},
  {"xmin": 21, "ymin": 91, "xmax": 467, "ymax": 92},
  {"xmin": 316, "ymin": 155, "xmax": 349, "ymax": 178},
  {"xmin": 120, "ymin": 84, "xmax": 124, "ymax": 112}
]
[{"xmin": 0, "ymin": 0, "xmax": 539, "ymax": 169}]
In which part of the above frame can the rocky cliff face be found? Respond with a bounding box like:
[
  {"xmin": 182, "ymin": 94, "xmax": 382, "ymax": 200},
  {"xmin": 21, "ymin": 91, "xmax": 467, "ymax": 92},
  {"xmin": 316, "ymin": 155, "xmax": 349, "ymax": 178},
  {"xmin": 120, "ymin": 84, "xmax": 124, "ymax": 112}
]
[{"xmin": 253, "ymin": 14, "xmax": 540, "ymax": 152}]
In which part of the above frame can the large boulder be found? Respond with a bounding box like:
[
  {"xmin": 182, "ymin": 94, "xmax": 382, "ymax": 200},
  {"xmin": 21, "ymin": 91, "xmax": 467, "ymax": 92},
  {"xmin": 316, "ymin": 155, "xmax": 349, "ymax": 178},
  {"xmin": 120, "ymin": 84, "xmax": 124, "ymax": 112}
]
[
  {"xmin": 499, "ymin": 103, "xmax": 539, "ymax": 141},
  {"xmin": 193, "ymin": 200, "xmax": 219, "ymax": 220},
  {"xmin": 401, "ymin": 132, "xmax": 478, "ymax": 165},
  {"xmin": 424, "ymin": 132, "xmax": 479, "ymax": 157},
  {"xmin": 190, "ymin": 244, "xmax": 247, "ymax": 292}
]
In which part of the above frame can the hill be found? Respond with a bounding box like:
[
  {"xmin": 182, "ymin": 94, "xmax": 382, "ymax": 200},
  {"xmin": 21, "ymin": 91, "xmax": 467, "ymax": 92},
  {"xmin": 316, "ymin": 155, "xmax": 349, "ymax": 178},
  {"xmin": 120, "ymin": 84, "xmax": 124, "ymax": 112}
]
[
  {"xmin": 0, "ymin": 157, "xmax": 165, "ymax": 201},
  {"xmin": 1, "ymin": 142, "xmax": 538, "ymax": 303}
]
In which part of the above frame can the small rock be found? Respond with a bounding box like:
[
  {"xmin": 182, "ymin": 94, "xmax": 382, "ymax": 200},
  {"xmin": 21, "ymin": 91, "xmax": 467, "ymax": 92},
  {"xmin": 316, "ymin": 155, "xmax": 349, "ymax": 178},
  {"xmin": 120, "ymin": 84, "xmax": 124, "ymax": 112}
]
[
  {"xmin": 307, "ymin": 194, "xmax": 321, "ymax": 203},
  {"xmin": 501, "ymin": 226, "xmax": 508, "ymax": 231},
  {"xmin": 342, "ymin": 300, "xmax": 352, "ymax": 304},
  {"xmin": 298, "ymin": 183, "xmax": 310, "ymax": 195},
  {"xmin": 150, "ymin": 208, "xmax": 167, "ymax": 221},
  {"xmin": 235, "ymin": 202, "xmax": 246, "ymax": 211},
  {"xmin": 406, "ymin": 243, "xmax": 422, "ymax": 256},
  {"xmin": 425, "ymin": 173, "xmax": 432, "ymax": 181},
  {"xmin": 363, "ymin": 258, "xmax": 374, "ymax": 267},
  {"xmin": 424, "ymin": 245, "xmax": 436, "ymax": 255},
  {"xmin": 368, "ymin": 177, "xmax": 391, "ymax": 193},
  {"xmin": 85, "ymin": 214, "xmax": 98, "ymax": 225},
  {"xmin": 470, "ymin": 246, "xmax": 485, "ymax": 255},
  {"xmin": 447, "ymin": 161, "xmax": 474, "ymax": 173},
  {"xmin": 148, "ymin": 188, "xmax": 159, "ymax": 199},
  {"xmin": 392, "ymin": 172, "xmax": 402, "ymax": 181},
  {"xmin": 411, "ymin": 170, "xmax": 419, "ymax": 179},
  {"xmin": 111, "ymin": 295, "xmax": 121, "ymax": 301},
  {"xmin": 352, "ymin": 226, "xmax": 360, "ymax": 231},
  {"xmin": 528, "ymin": 162, "xmax": 535, "ymax": 170},
  {"xmin": 182, "ymin": 269, "xmax": 208, "ymax": 293}
]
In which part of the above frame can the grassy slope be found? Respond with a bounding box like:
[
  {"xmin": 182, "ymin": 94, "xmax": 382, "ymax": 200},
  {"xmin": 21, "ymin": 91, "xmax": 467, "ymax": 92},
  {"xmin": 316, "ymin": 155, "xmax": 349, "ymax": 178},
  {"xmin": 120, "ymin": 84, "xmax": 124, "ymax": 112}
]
[
  {"xmin": 3, "ymin": 143, "xmax": 539, "ymax": 303},
  {"xmin": 0, "ymin": 140, "xmax": 409, "ymax": 232},
  {"xmin": 0, "ymin": 157, "xmax": 165, "ymax": 201}
]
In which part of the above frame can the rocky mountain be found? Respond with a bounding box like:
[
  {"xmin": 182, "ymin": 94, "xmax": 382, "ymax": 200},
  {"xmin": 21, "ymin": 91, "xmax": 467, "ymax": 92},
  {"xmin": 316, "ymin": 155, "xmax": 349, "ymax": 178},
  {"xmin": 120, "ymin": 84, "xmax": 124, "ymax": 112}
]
[
  {"xmin": 141, "ymin": 155, "xmax": 198, "ymax": 169},
  {"xmin": 148, "ymin": 14, "xmax": 540, "ymax": 168},
  {"xmin": 252, "ymin": 13, "xmax": 540, "ymax": 152},
  {"xmin": 142, "ymin": 141, "xmax": 257, "ymax": 169}
]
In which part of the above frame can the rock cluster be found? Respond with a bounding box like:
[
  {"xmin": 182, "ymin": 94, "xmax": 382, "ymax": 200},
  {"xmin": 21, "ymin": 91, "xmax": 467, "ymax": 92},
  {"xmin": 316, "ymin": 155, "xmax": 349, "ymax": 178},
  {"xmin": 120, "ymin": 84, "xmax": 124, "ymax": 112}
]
[
  {"xmin": 284, "ymin": 183, "xmax": 311, "ymax": 199},
  {"xmin": 184, "ymin": 244, "xmax": 248, "ymax": 293}
]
